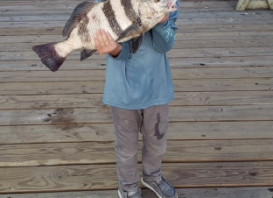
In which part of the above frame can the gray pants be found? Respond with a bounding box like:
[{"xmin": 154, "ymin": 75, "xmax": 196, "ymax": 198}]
[{"xmin": 111, "ymin": 104, "xmax": 169, "ymax": 192}]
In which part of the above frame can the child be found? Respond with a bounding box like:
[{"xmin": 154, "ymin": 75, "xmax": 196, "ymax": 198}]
[{"xmin": 94, "ymin": 0, "xmax": 180, "ymax": 197}]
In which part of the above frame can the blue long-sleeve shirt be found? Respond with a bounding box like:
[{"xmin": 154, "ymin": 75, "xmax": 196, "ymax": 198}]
[{"xmin": 96, "ymin": 0, "xmax": 180, "ymax": 110}]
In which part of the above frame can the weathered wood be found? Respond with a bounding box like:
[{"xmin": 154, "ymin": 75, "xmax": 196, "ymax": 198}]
[
  {"xmin": 1, "ymin": 67, "xmax": 273, "ymax": 83},
  {"xmin": 1, "ymin": 139, "xmax": 273, "ymax": 167},
  {"xmin": 1, "ymin": 91, "xmax": 273, "ymax": 110},
  {"xmin": 1, "ymin": 121, "xmax": 273, "ymax": 144},
  {"xmin": 1, "ymin": 78, "xmax": 273, "ymax": 96},
  {"xmin": 1, "ymin": 55, "xmax": 273, "ymax": 71},
  {"xmin": 1, "ymin": 105, "xmax": 273, "ymax": 126},
  {"xmin": 1, "ymin": 187, "xmax": 272, "ymax": 198},
  {"xmin": 0, "ymin": 47, "xmax": 273, "ymax": 61},
  {"xmin": 1, "ymin": 47, "xmax": 273, "ymax": 60},
  {"xmin": 0, "ymin": 162, "xmax": 273, "ymax": 193}
]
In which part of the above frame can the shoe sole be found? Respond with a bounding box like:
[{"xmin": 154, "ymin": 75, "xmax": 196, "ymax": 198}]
[{"xmin": 141, "ymin": 178, "xmax": 163, "ymax": 198}]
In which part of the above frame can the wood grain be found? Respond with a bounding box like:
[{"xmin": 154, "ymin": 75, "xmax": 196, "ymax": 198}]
[
  {"xmin": 1, "ymin": 187, "xmax": 272, "ymax": 198},
  {"xmin": 1, "ymin": 139, "xmax": 273, "ymax": 167},
  {"xmin": 1, "ymin": 121, "xmax": 273, "ymax": 144},
  {"xmin": 1, "ymin": 105, "xmax": 273, "ymax": 126},
  {"xmin": 0, "ymin": 162, "xmax": 273, "ymax": 193}
]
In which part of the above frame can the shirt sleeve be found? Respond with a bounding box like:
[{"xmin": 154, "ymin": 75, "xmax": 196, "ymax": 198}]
[{"xmin": 151, "ymin": 0, "xmax": 181, "ymax": 53}]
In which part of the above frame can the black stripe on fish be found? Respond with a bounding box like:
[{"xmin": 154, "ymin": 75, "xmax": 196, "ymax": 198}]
[
  {"xmin": 102, "ymin": 1, "xmax": 122, "ymax": 36},
  {"xmin": 78, "ymin": 16, "xmax": 91, "ymax": 43},
  {"xmin": 62, "ymin": 1, "xmax": 95, "ymax": 37},
  {"xmin": 121, "ymin": 0, "xmax": 141, "ymax": 25}
]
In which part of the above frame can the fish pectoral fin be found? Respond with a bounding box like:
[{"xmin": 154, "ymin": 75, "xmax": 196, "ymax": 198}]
[
  {"xmin": 62, "ymin": 1, "xmax": 95, "ymax": 37},
  {"xmin": 131, "ymin": 35, "xmax": 143, "ymax": 54},
  {"xmin": 116, "ymin": 23, "xmax": 141, "ymax": 42},
  {"xmin": 80, "ymin": 49, "xmax": 96, "ymax": 61}
]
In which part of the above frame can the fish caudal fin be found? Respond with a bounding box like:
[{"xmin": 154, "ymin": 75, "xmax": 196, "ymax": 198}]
[{"xmin": 32, "ymin": 43, "xmax": 66, "ymax": 72}]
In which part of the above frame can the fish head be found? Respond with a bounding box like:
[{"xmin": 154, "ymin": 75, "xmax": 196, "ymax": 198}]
[
  {"xmin": 138, "ymin": 0, "xmax": 178, "ymax": 30},
  {"xmin": 145, "ymin": 0, "xmax": 178, "ymax": 13},
  {"xmin": 158, "ymin": 0, "xmax": 178, "ymax": 12}
]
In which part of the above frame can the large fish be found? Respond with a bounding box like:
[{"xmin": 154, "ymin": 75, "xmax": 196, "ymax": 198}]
[{"xmin": 32, "ymin": 0, "xmax": 178, "ymax": 72}]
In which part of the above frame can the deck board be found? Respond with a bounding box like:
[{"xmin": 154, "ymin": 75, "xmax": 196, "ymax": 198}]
[
  {"xmin": 1, "ymin": 162, "xmax": 273, "ymax": 193},
  {"xmin": 0, "ymin": 0, "xmax": 273, "ymax": 197},
  {"xmin": 1, "ymin": 139, "xmax": 273, "ymax": 167},
  {"xmin": 1, "ymin": 187, "xmax": 272, "ymax": 198},
  {"xmin": 1, "ymin": 121, "xmax": 273, "ymax": 144}
]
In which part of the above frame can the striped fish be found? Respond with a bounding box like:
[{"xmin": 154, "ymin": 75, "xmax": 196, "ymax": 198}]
[{"xmin": 32, "ymin": 0, "xmax": 177, "ymax": 72}]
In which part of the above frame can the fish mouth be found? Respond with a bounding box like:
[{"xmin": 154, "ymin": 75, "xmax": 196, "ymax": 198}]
[{"xmin": 166, "ymin": 0, "xmax": 178, "ymax": 12}]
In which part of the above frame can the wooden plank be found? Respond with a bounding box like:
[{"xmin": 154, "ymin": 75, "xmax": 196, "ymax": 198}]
[
  {"xmin": 1, "ymin": 139, "xmax": 273, "ymax": 167},
  {"xmin": 2, "ymin": 47, "xmax": 273, "ymax": 60},
  {"xmin": 1, "ymin": 55, "xmax": 273, "ymax": 71},
  {"xmin": 145, "ymin": 187, "xmax": 273, "ymax": 198},
  {"xmin": 1, "ymin": 121, "xmax": 273, "ymax": 144},
  {"xmin": 1, "ymin": 187, "xmax": 272, "ymax": 198},
  {"xmin": 0, "ymin": 162, "xmax": 273, "ymax": 193},
  {"xmin": 1, "ymin": 78, "xmax": 273, "ymax": 96},
  {"xmin": 1, "ymin": 105, "xmax": 273, "ymax": 126},
  {"xmin": 1, "ymin": 91, "xmax": 273, "ymax": 110},
  {"xmin": 1, "ymin": 67, "xmax": 273, "ymax": 82}
]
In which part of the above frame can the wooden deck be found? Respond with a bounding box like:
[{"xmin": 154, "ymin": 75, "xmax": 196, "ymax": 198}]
[{"xmin": 1, "ymin": 0, "xmax": 273, "ymax": 197}]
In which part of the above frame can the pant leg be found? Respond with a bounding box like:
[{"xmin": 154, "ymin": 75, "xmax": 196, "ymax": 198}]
[
  {"xmin": 111, "ymin": 106, "xmax": 142, "ymax": 192},
  {"xmin": 141, "ymin": 104, "xmax": 169, "ymax": 183}
]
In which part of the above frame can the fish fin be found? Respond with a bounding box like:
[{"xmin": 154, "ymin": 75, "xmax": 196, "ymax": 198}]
[
  {"xmin": 80, "ymin": 49, "xmax": 96, "ymax": 61},
  {"xmin": 62, "ymin": 1, "xmax": 95, "ymax": 37},
  {"xmin": 116, "ymin": 23, "xmax": 141, "ymax": 42},
  {"xmin": 32, "ymin": 43, "xmax": 66, "ymax": 72},
  {"xmin": 131, "ymin": 35, "xmax": 143, "ymax": 54}
]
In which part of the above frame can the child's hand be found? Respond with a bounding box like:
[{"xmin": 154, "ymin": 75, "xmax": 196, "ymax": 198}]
[{"xmin": 94, "ymin": 29, "xmax": 122, "ymax": 57}]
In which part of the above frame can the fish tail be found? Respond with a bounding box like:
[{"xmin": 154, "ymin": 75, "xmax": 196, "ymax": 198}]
[{"xmin": 32, "ymin": 42, "xmax": 66, "ymax": 72}]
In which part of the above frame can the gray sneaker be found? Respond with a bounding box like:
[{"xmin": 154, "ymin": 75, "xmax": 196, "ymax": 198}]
[
  {"xmin": 118, "ymin": 188, "xmax": 142, "ymax": 198},
  {"xmin": 141, "ymin": 177, "xmax": 178, "ymax": 198}
]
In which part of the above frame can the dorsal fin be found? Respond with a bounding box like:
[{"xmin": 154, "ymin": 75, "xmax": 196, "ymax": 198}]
[{"xmin": 62, "ymin": 1, "xmax": 95, "ymax": 37}]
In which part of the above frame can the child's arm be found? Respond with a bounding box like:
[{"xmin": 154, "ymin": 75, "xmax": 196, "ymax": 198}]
[{"xmin": 151, "ymin": 0, "xmax": 181, "ymax": 53}]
